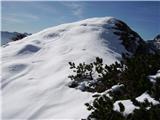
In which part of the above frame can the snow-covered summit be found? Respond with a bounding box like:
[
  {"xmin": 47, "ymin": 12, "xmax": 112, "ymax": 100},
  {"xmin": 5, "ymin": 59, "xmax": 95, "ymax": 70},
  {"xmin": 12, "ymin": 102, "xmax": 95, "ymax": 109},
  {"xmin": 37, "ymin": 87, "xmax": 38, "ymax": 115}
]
[{"xmin": 1, "ymin": 17, "xmax": 140, "ymax": 119}]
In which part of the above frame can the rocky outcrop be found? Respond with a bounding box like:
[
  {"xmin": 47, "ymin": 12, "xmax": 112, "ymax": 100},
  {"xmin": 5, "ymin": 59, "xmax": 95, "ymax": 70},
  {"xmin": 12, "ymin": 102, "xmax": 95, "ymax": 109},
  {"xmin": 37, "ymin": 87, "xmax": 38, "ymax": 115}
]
[{"xmin": 113, "ymin": 20, "xmax": 149, "ymax": 54}]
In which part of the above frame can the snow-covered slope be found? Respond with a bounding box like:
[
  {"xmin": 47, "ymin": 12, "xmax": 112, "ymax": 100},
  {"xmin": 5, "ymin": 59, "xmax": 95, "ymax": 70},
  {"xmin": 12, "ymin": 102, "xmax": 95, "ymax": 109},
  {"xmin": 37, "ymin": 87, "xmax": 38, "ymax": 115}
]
[{"xmin": 2, "ymin": 17, "xmax": 129, "ymax": 119}]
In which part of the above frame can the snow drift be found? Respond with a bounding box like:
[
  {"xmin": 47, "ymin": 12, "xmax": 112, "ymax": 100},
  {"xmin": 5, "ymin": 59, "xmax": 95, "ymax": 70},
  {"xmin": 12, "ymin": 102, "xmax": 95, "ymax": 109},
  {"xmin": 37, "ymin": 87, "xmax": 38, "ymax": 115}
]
[{"xmin": 2, "ymin": 17, "xmax": 130, "ymax": 119}]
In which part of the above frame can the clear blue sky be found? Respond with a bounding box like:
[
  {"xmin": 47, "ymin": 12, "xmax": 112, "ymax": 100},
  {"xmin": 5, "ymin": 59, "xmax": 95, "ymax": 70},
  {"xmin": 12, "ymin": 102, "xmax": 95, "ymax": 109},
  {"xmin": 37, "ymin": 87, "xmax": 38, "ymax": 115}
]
[{"xmin": 2, "ymin": 1, "xmax": 160, "ymax": 40}]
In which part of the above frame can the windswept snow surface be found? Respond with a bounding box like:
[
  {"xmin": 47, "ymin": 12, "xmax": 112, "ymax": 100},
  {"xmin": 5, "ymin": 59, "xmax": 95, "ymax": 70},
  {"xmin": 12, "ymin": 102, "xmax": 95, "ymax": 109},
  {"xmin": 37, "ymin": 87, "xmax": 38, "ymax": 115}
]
[{"xmin": 1, "ymin": 17, "xmax": 127, "ymax": 119}]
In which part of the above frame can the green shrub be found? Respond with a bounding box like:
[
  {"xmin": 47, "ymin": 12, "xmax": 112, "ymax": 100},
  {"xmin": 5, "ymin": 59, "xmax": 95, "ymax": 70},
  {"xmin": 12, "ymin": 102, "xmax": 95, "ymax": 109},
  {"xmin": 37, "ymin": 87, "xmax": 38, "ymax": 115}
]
[{"xmin": 68, "ymin": 53, "xmax": 160, "ymax": 120}]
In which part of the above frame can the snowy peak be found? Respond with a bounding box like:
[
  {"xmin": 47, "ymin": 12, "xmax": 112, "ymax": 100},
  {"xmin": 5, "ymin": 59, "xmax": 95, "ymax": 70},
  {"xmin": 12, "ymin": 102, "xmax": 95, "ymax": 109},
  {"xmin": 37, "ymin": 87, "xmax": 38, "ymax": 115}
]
[
  {"xmin": 49, "ymin": 17, "xmax": 145, "ymax": 54},
  {"xmin": 2, "ymin": 17, "xmax": 147, "ymax": 119},
  {"xmin": 4, "ymin": 17, "xmax": 129, "ymax": 63}
]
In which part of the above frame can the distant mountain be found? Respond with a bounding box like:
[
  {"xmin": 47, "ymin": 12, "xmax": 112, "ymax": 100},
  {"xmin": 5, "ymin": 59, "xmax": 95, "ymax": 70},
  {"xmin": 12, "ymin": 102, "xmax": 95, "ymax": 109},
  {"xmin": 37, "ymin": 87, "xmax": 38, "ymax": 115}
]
[
  {"xmin": 1, "ymin": 31, "xmax": 31, "ymax": 46},
  {"xmin": 147, "ymin": 34, "xmax": 160, "ymax": 53}
]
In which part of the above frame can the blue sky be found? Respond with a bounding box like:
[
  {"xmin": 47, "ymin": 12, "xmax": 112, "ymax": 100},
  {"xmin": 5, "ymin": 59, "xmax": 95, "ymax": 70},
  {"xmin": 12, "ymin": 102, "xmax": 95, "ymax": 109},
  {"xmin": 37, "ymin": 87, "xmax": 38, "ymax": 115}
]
[{"xmin": 2, "ymin": 1, "xmax": 160, "ymax": 40}]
